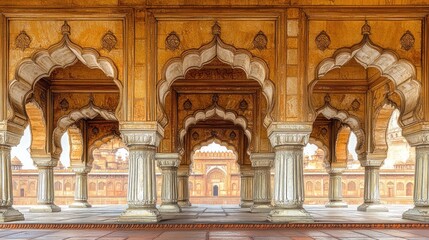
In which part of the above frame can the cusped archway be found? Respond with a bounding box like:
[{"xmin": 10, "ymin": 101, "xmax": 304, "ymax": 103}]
[
  {"xmin": 8, "ymin": 21, "xmax": 123, "ymax": 130},
  {"xmin": 157, "ymin": 25, "xmax": 275, "ymax": 128}
]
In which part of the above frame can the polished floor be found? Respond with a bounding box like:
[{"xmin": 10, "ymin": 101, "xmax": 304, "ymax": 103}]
[{"xmin": 1, "ymin": 204, "xmax": 428, "ymax": 239}]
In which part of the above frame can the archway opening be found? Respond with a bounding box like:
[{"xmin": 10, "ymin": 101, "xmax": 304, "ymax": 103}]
[{"xmin": 188, "ymin": 141, "xmax": 240, "ymax": 205}]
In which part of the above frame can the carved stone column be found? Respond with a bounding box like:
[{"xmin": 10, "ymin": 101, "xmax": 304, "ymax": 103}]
[
  {"xmin": 402, "ymin": 129, "xmax": 429, "ymax": 221},
  {"xmin": 156, "ymin": 153, "xmax": 181, "ymax": 213},
  {"xmin": 177, "ymin": 165, "xmax": 192, "ymax": 207},
  {"xmin": 357, "ymin": 158, "xmax": 388, "ymax": 212},
  {"xmin": 0, "ymin": 132, "xmax": 25, "ymax": 222},
  {"xmin": 30, "ymin": 156, "xmax": 61, "ymax": 213},
  {"xmin": 239, "ymin": 165, "xmax": 254, "ymax": 208},
  {"xmin": 118, "ymin": 123, "xmax": 163, "ymax": 222},
  {"xmin": 69, "ymin": 166, "xmax": 92, "ymax": 208},
  {"xmin": 267, "ymin": 123, "xmax": 314, "ymax": 222},
  {"xmin": 325, "ymin": 166, "xmax": 348, "ymax": 208},
  {"xmin": 250, "ymin": 153, "xmax": 273, "ymax": 212}
]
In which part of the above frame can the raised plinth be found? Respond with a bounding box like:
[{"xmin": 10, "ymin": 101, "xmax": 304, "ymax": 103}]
[
  {"xmin": 240, "ymin": 200, "xmax": 253, "ymax": 208},
  {"xmin": 403, "ymin": 207, "xmax": 429, "ymax": 222},
  {"xmin": 178, "ymin": 200, "xmax": 192, "ymax": 207},
  {"xmin": 357, "ymin": 203, "xmax": 388, "ymax": 212},
  {"xmin": 325, "ymin": 201, "xmax": 348, "ymax": 208},
  {"xmin": 251, "ymin": 203, "xmax": 272, "ymax": 213},
  {"xmin": 69, "ymin": 201, "xmax": 92, "ymax": 208},
  {"xmin": 159, "ymin": 203, "xmax": 181, "ymax": 213},
  {"xmin": 29, "ymin": 204, "xmax": 61, "ymax": 213},
  {"xmin": 267, "ymin": 208, "xmax": 314, "ymax": 223},
  {"xmin": 118, "ymin": 207, "xmax": 161, "ymax": 222},
  {"xmin": 0, "ymin": 207, "xmax": 24, "ymax": 222}
]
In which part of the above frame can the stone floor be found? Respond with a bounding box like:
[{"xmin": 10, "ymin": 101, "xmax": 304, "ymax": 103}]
[{"xmin": 1, "ymin": 204, "xmax": 428, "ymax": 239}]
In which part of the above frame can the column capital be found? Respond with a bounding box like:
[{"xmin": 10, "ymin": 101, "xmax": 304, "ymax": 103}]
[
  {"xmin": 240, "ymin": 165, "xmax": 254, "ymax": 176},
  {"xmin": 325, "ymin": 167, "xmax": 346, "ymax": 174},
  {"xmin": 156, "ymin": 153, "xmax": 181, "ymax": 168},
  {"xmin": 402, "ymin": 122, "xmax": 429, "ymax": 147},
  {"xmin": 250, "ymin": 153, "xmax": 274, "ymax": 168},
  {"xmin": 33, "ymin": 156, "xmax": 58, "ymax": 168},
  {"xmin": 267, "ymin": 122, "xmax": 312, "ymax": 148},
  {"xmin": 360, "ymin": 157, "xmax": 384, "ymax": 168},
  {"xmin": 178, "ymin": 165, "xmax": 190, "ymax": 176},
  {"xmin": 120, "ymin": 121, "xmax": 164, "ymax": 147},
  {"xmin": 0, "ymin": 129, "xmax": 22, "ymax": 147},
  {"xmin": 72, "ymin": 166, "xmax": 92, "ymax": 174}
]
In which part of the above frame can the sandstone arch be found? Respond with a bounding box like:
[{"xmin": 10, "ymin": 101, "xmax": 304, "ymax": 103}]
[
  {"xmin": 8, "ymin": 22, "xmax": 123, "ymax": 129},
  {"xmin": 308, "ymin": 137, "xmax": 330, "ymax": 166},
  {"xmin": 88, "ymin": 134, "xmax": 124, "ymax": 165},
  {"xmin": 157, "ymin": 33, "xmax": 275, "ymax": 128},
  {"xmin": 25, "ymin": 101, "xmax": 47, "ymax": 156}
]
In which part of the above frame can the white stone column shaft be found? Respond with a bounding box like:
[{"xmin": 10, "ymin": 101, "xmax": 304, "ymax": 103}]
[
  {"xmin": 178, "ymin": 166, "xmax": 191, "ymax": 207},
  {"xmin": 357, "ymin": 159, "xmax": 388, "ymax": 212},
  {"xmin": 0, "ymin": 145, "xmax": 24, "ymax": 222},
  {"xmin": 267, "ymin": 122, "xmax": 314, "ymax": 222},
  {"xmin": 403, "ymin": 145, "xmax": 429, "ymax": 221},
  {"xmin": 325, "ymin": 168, "xmax": 347, "ymax": 208},
  {"xmin": 119, "ymin": 125, "xmax": 163, "ymax": 222},
  {"xmin": 70, "ymin": 167, "xmax": 91, "ymax": 208},
  {"xmin": 156, "ymin": 153, "xmax": 181, "ymax": 213},
  {"xmin": 250, "ymin": 153, "xmax": 273, "ymax": 212},
  {"xmin": 30, "ymin": 157, "xmax": 61, "ymax": 213},
  {"xmin": 240, "ymin": 166, "xmax": 254, "ymax": 208}
]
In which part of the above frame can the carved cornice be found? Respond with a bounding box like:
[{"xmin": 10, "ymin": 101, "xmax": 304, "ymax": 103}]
[
  {"xmin": 267, "ymin": 122, "xmax": 312, "ymax": 148},
  {"xmin": 360, "ymin": 158, "xmax": 385, "ymax": 168},
  {"xmin": 72, "ymin": 166, "xmax": 92, "ymax": 174},
  {"xmin": 250, "ymin": 153, "xmax": 274, "ymax": 168},
  {"xmin": 119, "ymin": 122, "xmax": 164, "ymax": 147}
]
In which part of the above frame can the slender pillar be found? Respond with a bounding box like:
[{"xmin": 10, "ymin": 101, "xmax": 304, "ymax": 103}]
[
  {"xmin": 156, "ymin": 153, "xmax": 181, "ymax": 213},
  {"xmin": 119, "ymin": 125, "xmax": 163, "ymax": 222},
  {"xmin": 357, "ymin": 158, "xmax": 388, "ymax": 212},
  {"xmin": 267, "ymin": 123, "xmax": 314, "ymax": 222},
  {"xmin": 325, "ymin": 166, "xmax": 348, "ymax": 208},
  {"xmin": 0, "ymin": 143, "xmax": 24, "ymax": 222},
  {"xmin": 403, "ymin": 144, "xmax": 429, "ymax": 221},
  {"xmin": 30, "ymin": 156, "xmax": 61, "ymax": 213},
  {"xmin": 69, "ymin": 166, "xmax": 92, "ymax": 208},
  {"xmin": 177, "ymin": 165, "xmax": 192, "ymax": 207},
  {"xmin": 250, "ymin": 153, "xmax": 273, "ymax": 212},
  {"xmin": 239, "ymin": 165, "xmax": 254, "ymax": 208}
]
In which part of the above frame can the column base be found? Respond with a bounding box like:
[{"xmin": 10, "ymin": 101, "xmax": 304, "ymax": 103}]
[
  {"xmin": 325, "ymin": 201, "xmax": 348, "ymax": 208},
  {"xmin": 403, "ymin": 206, "xmax": 429, "ymax": 222},
  {"xmin": 251, "ymin": 203, "xmax": 272, "ymax": 213},
  {"xmin": 159, "ymin": 203, "xmax": 181, "ymax": 213},
  {"xmin": 178, "ymin": 200, "xmax": 192, "ymax": 207},
  {"xmin": 267, "ymin": 208, "xmax": 314, "ymax": 223},
  {"xmin": 0, "ymin": 207, "xmax": 25, "ymax": 222},
  {"xmin": 69, "ymin": 201, "xmax": 92, "ymax": 208},
  {"xmin": 357, "ymin": 203, "xmax": 388, "ymax": 212},
  {"xmin": 118, "ymin": 207, "xmax": 161, "ymax": 222},
  {"xmin": 240, "ymin": 200, "xmax": 253, "ymax": 208},
  {"xmin": 30, "ymin": 204, "xmax": 61, "ymax": 213}
]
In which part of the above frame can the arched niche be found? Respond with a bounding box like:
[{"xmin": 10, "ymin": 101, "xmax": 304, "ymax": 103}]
[
  {"xmin": 309, "ymin": 22, "xmax": 421, "ymax": 126},
  {"xmin": 316, "ymin": 104, "xmax": 365, "ymax": 157},
  {"xmin": 8, "ymin": 22, "xmax": 123, "ymax": 131},
  {"xmin": 178, "ymin": 105, "xmax": 251, "ymax": 155},
  {"xmin": 52, "ymin": 103, "xmax": 117, "ymax": 159},
  {"xmin": 157, "ymin": 26, "xmax": 275, "ymax": 128}
]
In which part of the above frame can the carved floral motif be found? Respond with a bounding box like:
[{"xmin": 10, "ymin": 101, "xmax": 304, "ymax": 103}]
[
  {"xmin": 400, "ymin": 30, "xmax": 415, "ymax": 51},
  {"xmin": 101, "ymin": 31, "xmax": 117, "ymax": 52},
  {"xmin": 60, "ymin": 99, "xmax": 69, "ymax": 111},
  {"xmin": 253, "ymin": 31, "xmax": 267, "ymax": 50},
  {"xmin": 165, "ymin": 31, "xmax": 180, "ymax": 51},
  {"xmin": 183, "ymin": 99, "xmax": 192, "ymax": 110},
  {"xmin": 315, "ymin": 31, "xmax": 330, "ymax": 51},
  {"xmin": 15, "ymin": 31, "xmax": 31, "ymax": 51}
]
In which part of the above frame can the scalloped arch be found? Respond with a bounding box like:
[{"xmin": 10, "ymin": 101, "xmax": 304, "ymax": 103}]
[
  {"xmin": 335, "ymin": 126, "xmax": 352, "ymax": 164},
  {"xmin": 88, "ymin": 134, "xmax": 125, "ymax": 166},
  {"xmin": 178, "ymin": 105, "xmax": 252, "ymax": 155},
  {"xmin": 308, "ymin": 137, "xmax": 330, "ymax": 166},
  {"xmin": 190, "ymin": 138, "xmax": 239, "ymax": 170},
  {"xmin": 157, "ymin": 37, "xmax": 275, "ymax": 128},
  {"xmin": 372, "ymin": 104, "xmax": 396, "ymax": 155},
  {"xmin": 317, "ymin": 104, "xmax": 365, "ymax": 156},
  {"xmin": 25, "ymin": 101, "xmax": 47, "ymax": 155},
  {"xmin": 52, "ymin": 104, "xmax": 117, "ymax": 159},
  {"xmin": 67, "ymin": 125, "xmax": 84, "ymax": 167},
  {"xmin": 8, "ymin": 35, "xmax": 123, "ymax": 128},
  {"xmin": 312, "ymin": 40, "xmax": 420, "ymax": 125}
]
